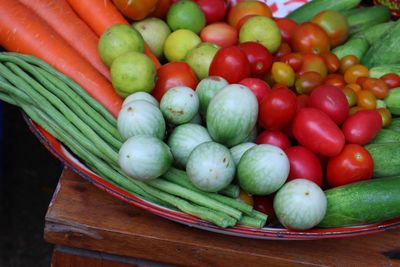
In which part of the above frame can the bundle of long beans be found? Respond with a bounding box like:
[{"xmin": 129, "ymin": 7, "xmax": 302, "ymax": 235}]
[{"xmin": 0, "ymin": 52, "xmax": 268, "ymax": 228}]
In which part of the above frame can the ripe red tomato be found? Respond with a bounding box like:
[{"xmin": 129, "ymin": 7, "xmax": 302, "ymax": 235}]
[
  {"xmin": 200, "ymin": 22, "xmax": 238, "ymax": 48},
  {"xmin": 274, "ymin": 18, "xmax": 299, "ymax": 43},
  {"xmin": 311, "ymin": 10, "xmax": 349, "ymax": 47},
  {"xmin": 112, "ymin": 0, "xmax": 159, "ymax": 20},
  {"xmin": 239, "ymin": 77, "xmax": 271, "ymax": 104},
  {"xmin": 209, "ymin": 46, "xmax": 251, "ymax": 83},
  {"xmin": 253, "ymin": 195, "xmax": 276, "ymax": 221},
  {"xmin": 326, "ymin": 144, "xmax": 373, "ymax": 187},
  {"xmin": 380, "ymin": 73, "xmax": 400, "ymax": 89},
  {"xmin": 194, "ymin": 0, "xmax": 227, "ymax": 24},
  {"xmin": 258, "ymin": 87, "xmax": 298, "ymax": 131},
  {"xmin": 308, "ymin": 85, "xmax": 349, "ymax": 125},
  {"xmin": 292, "ymin": 108, "xmax": 345, "ymax": 157},
  {"xmin": 274, "ymin": 42, "xmax": 292, "ymax": 59},
  {"xmin": 296, "ymin": 94, "xmax": 310, "ymax": 111},
  {"xmin": 149, "ymin": 0, "xmax": 174, "ymax": 19},
  {"xmin": 341, "ymin": 110, "xmax": 382, "ymax": 145},
  {"xmin": 321, "ymin": 52, "xmax": 340, "ymax": 73},
  {"xmin": 238, "ymin": 42, "xmax": 273, "ymax": 78},
  {"xmin": 284, "ymin": 146, "xmax": 323, "ymax": 186},
  {"xmin": 256, "ymin": 130, "xmax": 291, "ymax": 149},
  {"xmin": 281, "ymin": 52, "xmax": 303, "ymax": 72},
  {"xmin": 151, "ymin": 62, "xmax": 198, "ymax": 101},
  {"xmin": 298, "ymin": 53, "xmax": 328, "ymax": 77},
  {"xmin": 291, "ymin": 22, "xmax": 331, "ymax": 54}
]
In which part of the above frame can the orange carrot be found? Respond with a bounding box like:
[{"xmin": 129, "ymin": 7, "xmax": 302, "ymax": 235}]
[
  {"xmin": 18, "ymin": 0, "xmax": 111, "ymax": 81},
  {"xmin": 66, "ymin": 0, "xmax": 161, "ymax": 69},
  {"xmin": 0, "ymin": 0, "xmax": 123, "ymax": 117}
]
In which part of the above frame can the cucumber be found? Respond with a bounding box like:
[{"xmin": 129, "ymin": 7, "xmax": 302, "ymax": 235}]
[
  {"xmin": 339, "ymin": 8, "xmax": 361, "ymax": 17},
  {"xmin": 365, "ymin": 142, "xmax": 400, "ymax": 178},
  {"xmin": 352, "ymin": 21, "xmax": 395, "ymax": 45},
  {"xmin": 286, "ymin": 0, "xmax": 361, "ymax": 24},
  {"xmin": 331, "ymin": 37, "xmax": 369, "ymax": 60},
  {"xmin": 345, "ymin": 5, "xmax": 391, "ymax": 35},
  {"xmin": 362, "ymin": 20, "xmax": 400, "ymax": 68},
  {"xmin": 385, "ymin": 88, "xmax": 400, "ymax": 115},
  {"xmin": 388, "ymin": 118, "xmax": 400, "ymax": 132},
  {"xmin": 318, "ymin": 176, "xmax": 400, "ymax": 228},
  {"xmin": 369, "ymin": 65, "xmax": 400, "ymax": 78},
  {"xmin": 371, "ymin": 129, "xmax": 400, "ymax": 144}
]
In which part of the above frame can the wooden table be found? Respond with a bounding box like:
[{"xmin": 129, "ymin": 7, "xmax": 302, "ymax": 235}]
[{"xmin": 44, "ymin": 167, "xmax": 400, "ymax": 267}]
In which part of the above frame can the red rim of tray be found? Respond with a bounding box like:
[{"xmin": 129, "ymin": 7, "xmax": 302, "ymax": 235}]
[{"xmin": 23, "ymin": 114, "xmax": 400, "ymax": 240}]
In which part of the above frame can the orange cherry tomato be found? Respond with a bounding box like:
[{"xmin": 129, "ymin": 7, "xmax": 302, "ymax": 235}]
[
  {"xmin": 356, "ymin": 90, "xmax": 377, "ymax": 110},
  {"xmin": 342, "ymin": 87, "xmax": 357, "ymax": 107},
  {"xmin": 362, "ymin": 78, "xmax": 389, "ymax": 99},
  {"xmin": 321, "ymin": 52, "xmax": 340, "ymax": 73},
  {"xmin": 356, "ymin": 76, "xmax": 368, "ymax": 86},
  {"xmin": 345, "ymin": 83, "xmax": 362, "ymax": 93},
  {"xmin": 271, "ymin": 62, "xmax": 295, "ymax": 87},
  {"xmin": 324, "ymin": 77, "xmax": 345, "ymax": 89},
  {"xmin": 227, "ymin": 1, "xmax": 272, "ymax": 28},
  {"xmin": 344, "ymin": 64, "xmax": 369, "ymax": 84},
  {"xmin": 112, "ymin": 0, "xmax": 159, "ymax": 20},
  {"xmin": 377, "ymin": 107, "xmax": 392, "ymax": 128},
  {"xmin": 339, "ymin": 55, "xmax": 359, "ymax": 74}
]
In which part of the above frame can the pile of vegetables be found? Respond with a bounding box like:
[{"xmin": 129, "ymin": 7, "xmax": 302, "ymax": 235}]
[{"xmin": 1, "ymin": 0, "xmax": 400, "ymax": 232}]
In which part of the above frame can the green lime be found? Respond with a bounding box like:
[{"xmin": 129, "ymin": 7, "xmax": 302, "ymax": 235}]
[
  {"xmin": 166, "ymin": 0, "xmax": 206, "ymax": 34},
  {"xmin": 111, "ymin": 52, "xmax": 156, "ymax": 97},
  {"xmin": 98, "ymin": 24, "xmax": 145, "ymax": 67},
  {"xmin": 164, "ymin": 29, "xmax": 201, "ymax": 62}
]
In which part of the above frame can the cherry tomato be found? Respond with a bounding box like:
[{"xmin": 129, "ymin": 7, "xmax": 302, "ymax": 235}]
[
  {"xmin": 361, "ymin": 78, "xmax": 389, "ymax": 99},
  {"xmin": 227, "ymin": 1, "xmax": 272, "ymax": 28},
  {"xmin": 341, "ymin": 109, "xmax": 382, "ymax": 145},
  {"xmin": 323, "ymin": 74, "xmax": 346, "ymax": 89},
  {"xmin": 326, "ymin": 144, "xmax": 373, "ymax": 188},
  {"xmin": 295, "ymin": 71, "xmax": 323, "ymax": 95},
  {"xmin": 291, "ymin": 22, "xmax": 331, "ymax": 54},
  {"xmin": 256, "ymin": 130, "xmax": 291, "ymax": 149},
  {"xmin": 284, "ymin": 146, "xmax": 323, "ymax": 186},
  {"xmin": 344, "ymin": 64, "xmax": 369, "ymax": 84},
  {"xmin": 308, "ymin": 85, "xmax": 349, "ymax": 125},
  {"xmin": 253, "ymin": 195, "xmax": 276, "ymax": 221},
  {"xmin": 381, "ymin": 73, "xmax": 400, "ymax": 89},
  {"xmin": 112, "ymin": 0, "xmax": 159, "ymax": 20},
  {"xmin": 200, "ymin": 22, "xmax": 238, "ymax": 48},
  {"xmin": 344, "ymin": 83, "xmax": 362, "ymax": 93},
  {"xmin": 238, "ymin": 189, "xmax": 254, "ymax": 206},
  {"xmin": 356, "ymin": 90, "xmax": 377, "ymax": 110},
  {"xmin": 377, "ymin": 107, "xmax": 392, "ymax": 128},
  {"xmin": 238, "ymin": 42, "xmax": 273, "ymax": 78},
  {"xmin": 281, "ymin": 53, "xmax": 303, "ymax": 72},
  {"xmin": 339, "ymin": 55, "xmax": 359, "ymax": 74},
  {"xmin": 274, "ymin": 18, "xmax": 299, "ymax": 43},
  {"xmin": 152, "ymin": 62, "xmax": 198, "ymax": 101},
  {"xmin": 194, "ymin": 0, "xmax": 227, "ymax": 24},
  {"xmin": 209, "ymin": 46, "xmax": 251, "ymax": 83},
  {"xmin": 356, "ymin": 76, "xmax": 368, "ymax": 86},
  {"xmin": 239, "ymin": 77, "xmax": 271, "ymax": 104},
  {"xmin": 321, "ymin": 52, "xmax": 340, "ymax": 73},
  {"xmin": 342, "ymin": 87, "xmax": 357, "ymax": 107},
  {"xmin": 258, "ymin": 87, "xmax": 298, "ymax": 131},
  {"xmin": 296, "ymin": 94, "xmax": 310, "ymax": 110},
  {"xmin": 299, "ymin": 53, "xmax": 328, "ymax": 77},
  {"xmin": 271, "ymin": 62, "xmax": 295, "ymax": 87},
  {"xmin": 292, "ymin": 108, "xmax": 345, "ymax": 157},
  {"xmin": 349, "ymin": 106, "xmax": 364, "ymax": 115},
  {"xmin": 311, "ymin": 10, "xmax": 349, "ymax": 47},
  {"xmin": 274, "ymin": 42, "xmax": 292, "ymax": 59},
  {"xmin": 149, "ymin": 0, "xmax": 174, "ymax": 19}
]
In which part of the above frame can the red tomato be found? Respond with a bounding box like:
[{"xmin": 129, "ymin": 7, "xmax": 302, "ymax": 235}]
[
  {"xmin": 294, "ymin": 71, "xmax": 323, "ymax": 95},
  {"xmin": 274, "ymin": 42, "xmax": 292, "ymax": 59},
  {"xmin": 281, "ymin": 53, "xmax": 303, "ymax": 72},
  {"xmin": 298, "ymin": 53, "xmax": 328, "ymax": 77},
  {"xmin": 296, "ymin": 94, "xmax": 310, "ymax": 111},
  {"xmin": 194, "ymin": 0, "xmax": 227, "ymax": 24},
  {"xmin": 326, "ymin": 144, "xmax": 373, "ymax": 187},
  {"xmin": 274, "ymin": 18, "xmax": 299, "ymax": 43},
  {"xmin": 239, "ymin": 77, "xmax": 271, "ymax": 104},
  {"xmin": 200, "ymin": 22, "xmax": 238, "ymax": 48},
  {"xmin": 253, "ymin": 195, "xmax": 276, "ymax": 221},
  {"xmin": 112, "ymin": 0, "xmax": 159, "ymax": 20},
  {"xmin": 258, "ymin": 87, "xmax": 298, "ymax": 131},
  {"xmin": 321, "ymin": 52, "xmax": 340, "ymax": 73},
  {"xmin": 380, "ymin": 73, "xmax": 400, "ymax": 89},
  {"xmin": 291, "ymin": 22, "xmax": 331, "ymax": 54},
  {"xmin": 311, "ymin": 10, "xmax": 349, "ymax": 47},
  {"xmin": 284, "ymin": 146, "xmax": 323, "ymax": 186},
  {"xmin": 209, "ymin": 46, "xmax": 251, "ymax": 83},
  {"xmin": 308, "ymin": 85, "xmax": 349, "ymax": 125},
  {"xmin": 238, "ymin": 42, "xmax": 273, "ymax": 78},
  {"xmin": 292, "ymin": 108, "xmax": 345, "ymax": 157},
  {"xmin": 256, "ymin": 130, "xmax": 291, "ymax": 149},
  {"xmin": 149, "ymin": 0, "xmax": 174, "ymax": 19},
  {"xmin": 151, "ymin": 62, "xmax": 198, "ymax": 101},
  {"xmin": 341, "ymin": 110, "xmax": 382, "ymax": 145}
]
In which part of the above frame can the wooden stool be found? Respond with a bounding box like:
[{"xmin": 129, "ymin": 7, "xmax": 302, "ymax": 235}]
[{"xmin": 44, "ymin": 167, "xmax": 400, "ymax": 267}]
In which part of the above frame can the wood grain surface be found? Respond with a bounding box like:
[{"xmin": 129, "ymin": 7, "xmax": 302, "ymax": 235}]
[{"xmin": 44, "ymin": 168, "xmax": 400, "ymax": 267}]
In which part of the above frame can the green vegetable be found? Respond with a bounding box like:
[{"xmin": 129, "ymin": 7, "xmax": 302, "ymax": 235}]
[
  {"xmin": 384, "ymin": 88, "xmax": 400, "ymax": 115},
  {"xmin": 331, "ymin": 38, "xmax": 369, "ymax": 60},
  {"xmin": 388, "ymin": 118, "xmax": 400, "ymax": 132},
  {"xmin": 371, "ymin": 129, "xmax": 400, "ymax": 144},
  {"xmin": 319, "ymin": 176, "xmax": 400, "ymax": 227},
  {"xmin": 352, "ymin": 21, "xmax": 395, "ymax": 45},
  {"xmin": 365, "ymin": 143, "xmax": 400, "ymax": 178},
  {"xmin": 345, "ymin": 5, "xmax": 391, "ymax": 35},
  {"xmin": 286, "ymin": 0, "xmax": 361, "ymax": 24},
  {"xmin": 369, "ymin": 65, "xmax": 400, "ymax": 78}
]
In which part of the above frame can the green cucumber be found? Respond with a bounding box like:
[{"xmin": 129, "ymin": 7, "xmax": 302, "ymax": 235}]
[
  {"xmin": 369, "ymin": 65, "xmax": 400, "ymax": 78},
  {"xmin": 286, "ymin": 0, "xmax": 361, "ymax": 24},
  {"xmin": 385, "ymin": 88, "xmax": 400, "ymax": 115},
  {"xmin": 388, "ymin": 118, "xmax": 400, "ymax": 132},
  {"xmin": 352, "ymin": 21, "xmax": 395, "ymax": 45},
  {"xmin": 345, "ymin": 5, "xmax": 391, "ymax": 35},
  {"xmin": 371, "ymin": 129, "xmax": 400, "ymax": 144},
  {"xmin": 331, "ymin": 37, "xmax": 369, "ymax": 60},
  {"xmin": 365, "ymin": 142, "xmax": 400, "ymax": 178},
  {"xmin": 318, "ymin": 176, "xmax": 400, "ymax": 228},
  {"xmin": 362, "ymin": 20, "xmax": 400, "ymax": 68}
]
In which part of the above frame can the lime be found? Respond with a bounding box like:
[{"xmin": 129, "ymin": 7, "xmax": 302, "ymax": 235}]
[
  {"xmin": 166, "ymin": 0, "xmax": 206, "ymax": 34},
  {"xmin": 164, "ymin": 29, "xmax": 201, "ymax": 62},
  {"xmin": 111, "ymin": 52, "xmax": 156, "ymax": 97},
  {"xmin": 98, "ymin": 24, "xmax": 145, "ymax": 67},
  {"xmin": 239, "ymin": 16, "xmax": 281, "ymax": 54},
  {"xmin": 184, "ymin": 42, "xmax": 220, "ymax": 80}
]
